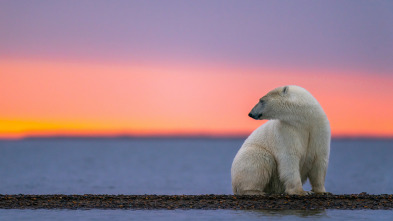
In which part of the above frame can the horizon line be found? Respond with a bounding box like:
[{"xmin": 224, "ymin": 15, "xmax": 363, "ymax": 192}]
[{"xmin": 1, "ymin": 134, "xmax": 393, "ymax": 141}]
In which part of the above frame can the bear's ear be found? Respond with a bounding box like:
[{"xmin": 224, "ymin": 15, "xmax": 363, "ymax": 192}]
[{"xmin": 282, "ymin": 86, "xmax": 289, "ymax": 95}]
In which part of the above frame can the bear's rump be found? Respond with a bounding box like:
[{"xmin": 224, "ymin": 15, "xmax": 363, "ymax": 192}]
[{"xmin": 232, "ymin": 146, "xmax": 284, "ymax": 194}]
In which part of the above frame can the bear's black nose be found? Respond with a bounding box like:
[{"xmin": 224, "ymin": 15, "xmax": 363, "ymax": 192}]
[{"xmin": 249, "ymin": 112, "xmax": 262, "ymax": 119}]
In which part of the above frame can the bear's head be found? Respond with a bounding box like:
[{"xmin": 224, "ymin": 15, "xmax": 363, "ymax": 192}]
[{"xmin": 248, "ymin": 85, "xmax": 317, "ymax": 121}]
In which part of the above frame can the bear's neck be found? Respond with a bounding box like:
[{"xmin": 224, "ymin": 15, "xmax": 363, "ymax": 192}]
[{"xmin": 280, "ymin": 105, "xmax": 328, "ymax": 130}]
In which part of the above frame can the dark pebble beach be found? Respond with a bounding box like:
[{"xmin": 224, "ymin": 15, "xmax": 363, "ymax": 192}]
[{"xmin": 1, "ymin": 193, "xmax": 392, "ymax": 210}]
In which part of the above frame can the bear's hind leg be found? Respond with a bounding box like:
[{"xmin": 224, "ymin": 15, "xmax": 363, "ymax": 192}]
[{"xmin": 232, "ymin": 148, "xmax": 275, "ymax": 195}]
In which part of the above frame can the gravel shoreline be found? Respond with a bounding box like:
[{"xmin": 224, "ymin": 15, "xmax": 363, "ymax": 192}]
[{"xmin": 1, "ymin": 194, "xmax": 392, "ymax": 210}]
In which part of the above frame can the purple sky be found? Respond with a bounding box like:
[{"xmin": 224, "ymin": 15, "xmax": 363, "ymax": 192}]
[{"xmin": 1, "ymin": 0, "xmax": 393, "ymax": 73}]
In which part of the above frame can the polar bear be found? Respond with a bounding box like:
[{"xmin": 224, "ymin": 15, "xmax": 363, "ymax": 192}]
[{"xmin": 231, "ymin": 85, "xmax": 330, "ymax": 195}]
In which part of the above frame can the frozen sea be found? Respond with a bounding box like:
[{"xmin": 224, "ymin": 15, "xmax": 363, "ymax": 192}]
[{"xmin": 1, "ymin": 138, "xmax": 393, "ymax": 220}]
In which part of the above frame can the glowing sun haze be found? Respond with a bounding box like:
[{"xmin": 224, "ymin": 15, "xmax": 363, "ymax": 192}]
[{"xmin": 1, "ymin": 0, "xmax": 393, "ymax": 138}]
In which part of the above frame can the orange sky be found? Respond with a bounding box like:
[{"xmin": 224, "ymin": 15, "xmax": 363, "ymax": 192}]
[
  {"xmin": 1, "ymin": 59, "xmax": 392, "ymax": 139},
  {"xmin": 1, "ymin": 1, "xmax": 393, "ymax": 139}
]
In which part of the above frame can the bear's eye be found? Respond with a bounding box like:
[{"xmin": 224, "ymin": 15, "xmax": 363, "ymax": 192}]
[{"xmin": 259, "ymin": 99, "xmax": 265, "ymax": 103}]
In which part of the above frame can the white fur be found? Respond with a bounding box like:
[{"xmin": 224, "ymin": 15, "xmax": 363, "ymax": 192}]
[{"xmin": 231, "ymin": 85, "xmax": 330, "ymax": 195}]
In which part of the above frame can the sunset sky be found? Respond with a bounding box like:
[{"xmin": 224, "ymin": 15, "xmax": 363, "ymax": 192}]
[{"xmin": 1, "ymin": 1, "xmax": 393, "ymax": 138}]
